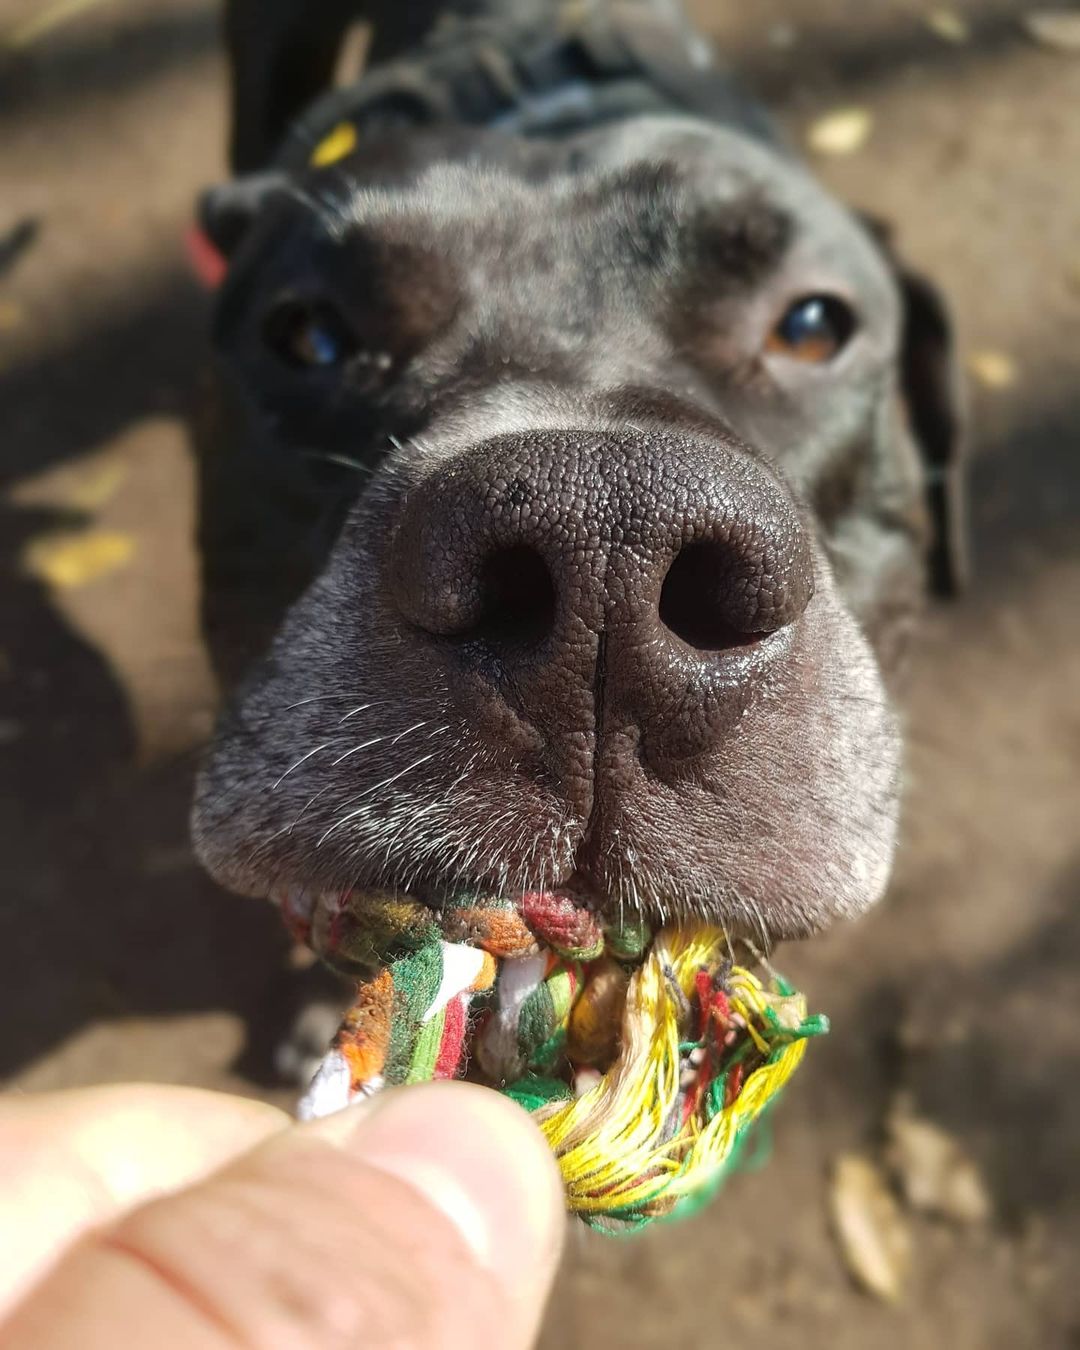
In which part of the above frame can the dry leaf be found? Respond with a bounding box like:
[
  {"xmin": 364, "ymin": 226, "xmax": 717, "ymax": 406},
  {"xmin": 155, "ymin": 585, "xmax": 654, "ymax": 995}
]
[
  {"xmin": 22, "ymin": 529, "xmax": 136, "ymax": 589},
  {"xmin": 807, "ymin": 108, "xmax": 873, "ymax": 157},
  {"xmin": 63, "ymin": 461, "xmax": 129, "ymax": 512},
  {"xmin": 926, "ymin": 9, "xmax": 970, "ymax": 42},
  {"xmin": 968, "ymin": 349, "xmax": 1017, "ymax": 389},
  {"xmin": 1023, "ymin": 11, "xmax": 1080, "ymax": 52},
  {"xmin": 8, "ymin": 447, "xmax": 128, "ymax": 514},
  {"xmin": 830, "ymin": 1155, "xmax": 911, "ymax": 1302},
  {"xmin": 0, "ymin": 300, "xmax": 23, "ymax": 332},
  {"xmin": 886, "ymin": 1109, "xmax": 992, "ymax": 1225},
  {"xmin": 4, "ymin": 0, "xmax": 110, "ymax": 50}
]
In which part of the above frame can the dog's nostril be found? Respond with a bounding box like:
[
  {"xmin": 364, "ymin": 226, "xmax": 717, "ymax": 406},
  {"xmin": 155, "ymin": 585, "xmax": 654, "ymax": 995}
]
[
  {"xmin": 659, "ymin": 541, "xmax": 770, "ymax": 652},
  {"xmin": 473, "ymin": 545, "xmax": 556, "ymax": 646}
]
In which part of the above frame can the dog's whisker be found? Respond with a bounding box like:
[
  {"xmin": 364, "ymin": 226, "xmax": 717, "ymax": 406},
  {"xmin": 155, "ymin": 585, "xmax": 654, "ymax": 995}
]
[
  {"xmin": 275, "ymin": 781, "xmax": 338, "ymax": 837},
  {"xmin": 339, "ymin": 700, "xmax": 388, "ymax": 724},
  {"xmin": 390, "ymin": 719, "xmax": 430, "ymax": 745},
  {"xmin": 282, "ymin": 693, "xmax": 380, "ymax": 712},
  {"xmin": 301, "ymin": 450, "xmax": 378, "ymax": 477},
  {"xmin": 316, "ymin": 751, "xmax": 442, "ymax": 846},
  {"xmin": 333, "ymin": 722, "xmax": 450, "ymax": 775},
  {"xmin": 745, "ymin": 891, "xmax": 773, "ymax": 958},
  {"xmin": 329, "ymin": 735, "xmax": 388, "ymax": 768},
  {"xmin": 272, "ymin": 740, "xmax": 340, "ymax": 789}
]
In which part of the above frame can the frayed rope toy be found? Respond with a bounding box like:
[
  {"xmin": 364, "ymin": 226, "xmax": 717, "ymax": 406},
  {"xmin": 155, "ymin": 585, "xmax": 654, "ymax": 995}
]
[{"xmin": 291, "ymin": 889, "xmax": 828, "ymax": 1232}]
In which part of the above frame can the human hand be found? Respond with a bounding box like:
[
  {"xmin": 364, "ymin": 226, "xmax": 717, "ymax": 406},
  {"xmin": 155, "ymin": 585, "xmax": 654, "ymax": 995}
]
[{"xmin": 0, "ymin": 1081, "xmax": 565, "ymax": 1348}]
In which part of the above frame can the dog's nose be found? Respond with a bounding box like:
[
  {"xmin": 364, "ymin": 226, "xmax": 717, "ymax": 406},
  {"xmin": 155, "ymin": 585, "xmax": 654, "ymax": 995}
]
[{"xmin": 389, "ymin": 423, "xmax": 813, "ymax": 763}]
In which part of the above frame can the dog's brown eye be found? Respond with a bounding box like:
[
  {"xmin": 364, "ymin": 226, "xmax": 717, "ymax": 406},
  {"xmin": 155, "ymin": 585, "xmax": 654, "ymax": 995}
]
[
  {"xmin": 766, "ymin": 295, "xmax": 856, "ymax": 364},
  {"xmin": 263, "ymin": 299, "xmax": 356, "ymax": 369}
]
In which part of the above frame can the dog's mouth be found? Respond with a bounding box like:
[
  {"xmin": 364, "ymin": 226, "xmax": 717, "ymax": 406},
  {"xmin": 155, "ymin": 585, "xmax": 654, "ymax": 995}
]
[
  {"xmin": 267, "ymin": 874, "xmax": 728, "ymax": 986},
  {"xmin": 263, "ymin": 847, "xmax": 800, "ymax": 967},
  {"xmin": 196, "ymin": 625, "xmax": 902, "ymax": 947},
  {"xmin": 269, "ymin": 868, "xmax": 624, "ymax": 960}
]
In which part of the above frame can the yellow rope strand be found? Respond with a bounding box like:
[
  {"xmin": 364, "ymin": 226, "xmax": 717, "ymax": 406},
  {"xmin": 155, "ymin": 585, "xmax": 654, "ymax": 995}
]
[{"xmin": 533, "ymin": 927, "xmax": 816, "ymax": 1222}]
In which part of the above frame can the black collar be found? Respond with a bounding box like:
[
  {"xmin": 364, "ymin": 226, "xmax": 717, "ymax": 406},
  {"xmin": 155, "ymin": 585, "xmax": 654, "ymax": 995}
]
[{"xmin": 276, "ymin": 2, "xmax": 773, "ymax": 171}]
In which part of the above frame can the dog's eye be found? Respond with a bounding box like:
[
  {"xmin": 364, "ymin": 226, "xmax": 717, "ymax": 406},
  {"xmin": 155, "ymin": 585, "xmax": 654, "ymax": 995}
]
[
  {"xmin": 766, "ymin": 295, "xmax": 856, "ymax": 364},
  {"xmin": 263, "ymin": 299, "xmax": 356, "ymax": 369}
]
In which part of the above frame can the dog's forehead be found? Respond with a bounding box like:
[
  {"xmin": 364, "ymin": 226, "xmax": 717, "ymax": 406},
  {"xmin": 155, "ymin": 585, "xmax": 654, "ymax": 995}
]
[
  {"xmin": 300, "ymin": 115, "xmax": 891, "ymax": 298},
  {"xmin": 571, "ymin": 115, "xmax": 888, "ymax": 276}
]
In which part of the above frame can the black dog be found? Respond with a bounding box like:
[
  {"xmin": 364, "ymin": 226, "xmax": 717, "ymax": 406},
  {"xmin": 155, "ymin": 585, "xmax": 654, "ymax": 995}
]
[{"xmin": 192, "ymin": 0, "xmax": 964, "ymax": 956}]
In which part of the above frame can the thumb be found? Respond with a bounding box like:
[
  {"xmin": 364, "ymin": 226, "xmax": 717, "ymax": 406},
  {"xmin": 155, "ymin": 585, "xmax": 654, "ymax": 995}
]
[{"xmin": 3, "ymin": 1083, "xmax": 566, "ymax": 1350}]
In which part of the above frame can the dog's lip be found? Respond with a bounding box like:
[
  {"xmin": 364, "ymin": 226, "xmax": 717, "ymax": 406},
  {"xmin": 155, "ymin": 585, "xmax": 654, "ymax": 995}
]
[
  {"xmin": 267, "ymin": 881, "xmax": 324, "ymax": 921},
  {"xmin": 266, "ymin": 873, "xmax": 592, "ymax": 914},
  {"xmin": 263, "ymin": 874, "xmax": 783, "ymax": 953},
  {"xmin": 266, "ymin": 870, "xmax": 603, "ymax": 946}
]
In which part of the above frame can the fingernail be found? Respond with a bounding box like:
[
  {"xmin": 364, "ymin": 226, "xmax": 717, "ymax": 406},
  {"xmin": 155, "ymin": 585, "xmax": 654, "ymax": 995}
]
[{"xmin": 304, "ymin": 1082, "xmax": 565, "ymax": 1288}]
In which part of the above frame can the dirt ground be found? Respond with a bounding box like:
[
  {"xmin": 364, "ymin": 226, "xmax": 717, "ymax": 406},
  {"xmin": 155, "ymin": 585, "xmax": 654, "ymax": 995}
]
[{"xmin": 2, "ymin": 0, "xmax": 1079, "ymax": 1344}]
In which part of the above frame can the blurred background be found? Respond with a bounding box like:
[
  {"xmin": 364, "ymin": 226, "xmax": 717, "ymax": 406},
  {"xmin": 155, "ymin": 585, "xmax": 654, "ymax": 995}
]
[{"xmin": 1, "ymin": 0, "xmax": 1078, "ymax": 1344}]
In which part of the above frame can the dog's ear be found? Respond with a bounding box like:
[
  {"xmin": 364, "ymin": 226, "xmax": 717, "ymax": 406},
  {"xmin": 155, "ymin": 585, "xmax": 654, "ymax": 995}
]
[
  {"xmin": 198, "ymin": 171, "xmax": 290, "ymax": 258},
  {"xmin": 896, "ymin": 263, "xmax": 968, "ymax": 596},
  {"xmin": 862, "ymin": 216, "xmax": 968, "ymax": 595}
]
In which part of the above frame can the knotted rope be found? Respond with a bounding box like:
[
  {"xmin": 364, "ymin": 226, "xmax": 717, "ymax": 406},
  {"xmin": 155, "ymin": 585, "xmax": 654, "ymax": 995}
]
[{"xmin": 293, "ymin": 890, "xmax": 827, "ymax": 1231}]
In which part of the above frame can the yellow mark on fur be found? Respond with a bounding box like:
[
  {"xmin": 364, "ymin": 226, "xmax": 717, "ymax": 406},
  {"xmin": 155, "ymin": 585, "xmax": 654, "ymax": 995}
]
[
  {"xmin": 311, "ymin": 121, "xmax": 359, "ymax": 167},
  {"xmin": 22, "ymin": 529, "xmax": 136, "ymax": 589}
]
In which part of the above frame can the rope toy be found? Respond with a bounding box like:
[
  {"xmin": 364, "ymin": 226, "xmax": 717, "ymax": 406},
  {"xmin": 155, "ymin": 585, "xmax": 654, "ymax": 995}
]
[{"xmin": 291, "ymin": 889, "xmax": 828, "ymax": 1232}]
